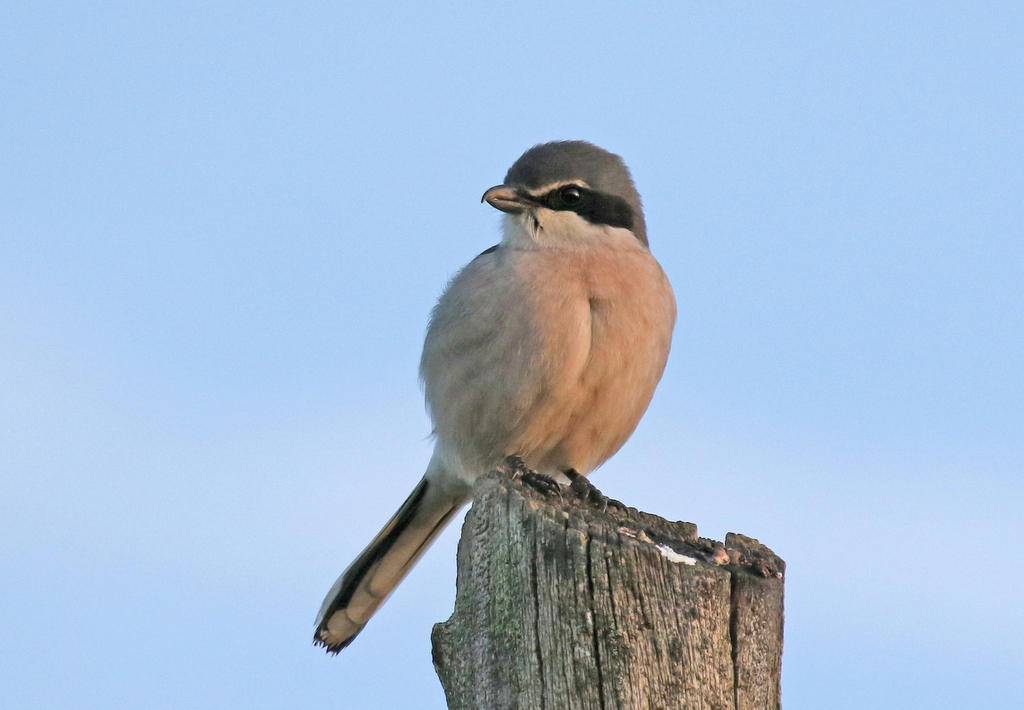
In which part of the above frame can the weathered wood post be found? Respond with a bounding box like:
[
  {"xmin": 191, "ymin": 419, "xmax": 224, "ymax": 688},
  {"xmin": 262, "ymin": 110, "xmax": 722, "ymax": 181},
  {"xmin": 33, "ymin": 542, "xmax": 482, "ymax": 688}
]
[{"xmin": 432, "ymin": 471, "xmax": 785, "ymax": 710}]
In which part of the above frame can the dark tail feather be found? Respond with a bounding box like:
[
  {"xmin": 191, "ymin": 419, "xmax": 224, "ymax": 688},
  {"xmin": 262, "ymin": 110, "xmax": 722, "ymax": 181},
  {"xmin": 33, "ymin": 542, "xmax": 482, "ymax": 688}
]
[{"xmin": 314, "ymin": 476, "xmax": 467, "ymax": 652}]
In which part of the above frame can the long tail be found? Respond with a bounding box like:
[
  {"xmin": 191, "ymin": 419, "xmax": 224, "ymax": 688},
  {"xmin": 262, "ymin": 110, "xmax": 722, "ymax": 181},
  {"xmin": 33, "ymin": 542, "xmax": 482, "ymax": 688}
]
[{"xmin": 314, "ymin": 469, "xmax": 469, "ymax": 652}]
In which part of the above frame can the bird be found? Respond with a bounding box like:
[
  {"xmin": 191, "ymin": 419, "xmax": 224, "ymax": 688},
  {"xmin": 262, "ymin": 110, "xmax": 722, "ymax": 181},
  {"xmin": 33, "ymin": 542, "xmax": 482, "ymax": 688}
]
[{"xmin": 314, "ymin": 140, "xmax": 676, "ymax": 653}]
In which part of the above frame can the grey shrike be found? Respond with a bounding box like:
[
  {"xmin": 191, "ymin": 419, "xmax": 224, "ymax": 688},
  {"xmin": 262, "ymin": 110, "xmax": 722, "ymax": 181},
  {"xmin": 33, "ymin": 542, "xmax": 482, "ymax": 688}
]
[{"xmin": 314, "ymin": 140, "xmax": 676, "ymax": 652}]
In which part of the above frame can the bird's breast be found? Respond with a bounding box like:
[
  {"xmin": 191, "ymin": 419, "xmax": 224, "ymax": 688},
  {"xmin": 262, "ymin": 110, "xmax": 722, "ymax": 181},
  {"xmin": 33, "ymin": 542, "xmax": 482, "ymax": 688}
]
[
  {"xmin": 422, "ymin": 242, "xmax": 675, "ymax": 481},
  {"xmin": 507, "ymin": 246, "xmax": 676, "ymax": 474}
]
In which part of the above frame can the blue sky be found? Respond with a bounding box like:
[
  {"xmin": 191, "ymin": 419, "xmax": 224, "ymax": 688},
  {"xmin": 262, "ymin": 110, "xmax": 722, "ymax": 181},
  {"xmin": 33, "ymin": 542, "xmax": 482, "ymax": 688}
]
[{"xmin": 1, "ymin": 2, "xmax": 1021, "ymax": 708}]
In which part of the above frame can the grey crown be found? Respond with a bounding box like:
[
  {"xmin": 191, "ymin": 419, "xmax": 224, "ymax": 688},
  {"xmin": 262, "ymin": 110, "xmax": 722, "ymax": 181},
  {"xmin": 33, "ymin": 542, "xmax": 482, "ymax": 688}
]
[{"xmin": 504, "ymin": 141, "xmax": 647, "ymax": 246}]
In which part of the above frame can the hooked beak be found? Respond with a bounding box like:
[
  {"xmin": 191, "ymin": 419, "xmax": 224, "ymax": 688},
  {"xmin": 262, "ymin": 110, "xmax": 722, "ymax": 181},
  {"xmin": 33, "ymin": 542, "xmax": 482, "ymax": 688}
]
[{"xmin": 481, "ymin": 185, "xmax": 531, "ymax": 214}]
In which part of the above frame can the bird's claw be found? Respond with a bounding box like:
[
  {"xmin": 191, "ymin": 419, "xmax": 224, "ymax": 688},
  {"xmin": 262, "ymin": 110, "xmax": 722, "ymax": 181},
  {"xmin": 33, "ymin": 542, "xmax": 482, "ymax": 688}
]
[
  {"xmin": 521, "ymin": 471, "xmax": 564, "ymax": 499},
  {"xmin": 564, "ymin": 469, "xmax": 625, "ymax": 514},
  {"xmin": 505, "ymin": 456, "xmax": 564, "ymax": 500}
]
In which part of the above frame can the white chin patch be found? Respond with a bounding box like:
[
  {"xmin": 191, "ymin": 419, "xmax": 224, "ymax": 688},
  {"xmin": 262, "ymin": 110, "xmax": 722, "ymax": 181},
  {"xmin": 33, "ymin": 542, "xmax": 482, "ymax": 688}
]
[{"xmin": 504, "ymin": 211, "xmax": 637, "ymax": 249}]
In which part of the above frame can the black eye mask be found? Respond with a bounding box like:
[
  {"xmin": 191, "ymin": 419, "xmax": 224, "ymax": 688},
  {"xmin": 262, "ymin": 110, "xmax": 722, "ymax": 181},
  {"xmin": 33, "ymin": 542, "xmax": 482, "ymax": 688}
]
[{"xmin": 533, "ymin": 184, "xmax": 635, "ymax": 233}]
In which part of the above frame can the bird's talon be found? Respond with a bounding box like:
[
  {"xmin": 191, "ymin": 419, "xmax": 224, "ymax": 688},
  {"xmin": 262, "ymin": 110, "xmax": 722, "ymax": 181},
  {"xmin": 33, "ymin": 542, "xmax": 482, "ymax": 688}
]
[
  {"xmin": 504, "ymin": 455, "xmax": 532, "ymax": 478},
  {"xmin": 521, "ymin": 471, "xmax": 564, "ymax": 500},
  {"xmin": 564, "ymin": 468, "xmax": 620, "ymax": 513}
]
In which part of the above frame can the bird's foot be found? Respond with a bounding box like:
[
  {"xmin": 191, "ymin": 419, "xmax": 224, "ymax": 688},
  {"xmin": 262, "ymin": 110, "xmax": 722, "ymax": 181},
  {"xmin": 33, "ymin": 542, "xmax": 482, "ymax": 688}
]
[
  {"xmin": 564, "ymin": 469, "xmax": 626, "ymax": 514},
  {"xmin": 505, "ymin": 456, "xmax": 563, "ymax": 500},
  {"xmin": 504, "ymin": 455, "xmax": 531, "ymax": 477}
]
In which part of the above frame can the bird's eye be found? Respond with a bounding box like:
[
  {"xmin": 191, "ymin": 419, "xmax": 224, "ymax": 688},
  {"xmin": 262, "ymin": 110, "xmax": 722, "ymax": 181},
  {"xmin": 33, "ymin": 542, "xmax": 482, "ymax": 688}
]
[{"xmin": 559, "ymin": 185, "xmax": 582, "ymax": 205}]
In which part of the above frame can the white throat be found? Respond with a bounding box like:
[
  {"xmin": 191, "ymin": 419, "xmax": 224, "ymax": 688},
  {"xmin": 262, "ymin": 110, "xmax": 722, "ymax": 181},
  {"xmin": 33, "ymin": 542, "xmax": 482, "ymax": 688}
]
[{"xmin": 501, "ymin": 211, "xmax": 643, "ymax": 251}]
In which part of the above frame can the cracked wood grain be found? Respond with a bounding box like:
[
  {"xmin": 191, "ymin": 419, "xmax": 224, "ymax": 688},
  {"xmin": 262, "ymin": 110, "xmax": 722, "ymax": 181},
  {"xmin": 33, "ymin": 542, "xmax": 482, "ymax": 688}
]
[{"xmin": 432, "ymin": 471, "xmax": 785, "ymax": 710}]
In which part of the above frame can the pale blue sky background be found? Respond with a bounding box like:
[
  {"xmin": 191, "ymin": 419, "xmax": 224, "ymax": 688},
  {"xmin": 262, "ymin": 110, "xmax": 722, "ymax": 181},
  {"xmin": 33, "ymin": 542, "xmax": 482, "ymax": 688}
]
[{"xmin": 1, "ymin": 2, "xmax": 1021, "ymax": 708}]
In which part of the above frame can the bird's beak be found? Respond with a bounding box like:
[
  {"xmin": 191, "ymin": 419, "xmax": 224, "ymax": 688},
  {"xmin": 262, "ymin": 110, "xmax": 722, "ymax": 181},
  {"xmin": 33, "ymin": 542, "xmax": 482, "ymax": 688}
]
[{"xmin": 481, "ymin": 185, "xmax": 530, "ymax": 214}]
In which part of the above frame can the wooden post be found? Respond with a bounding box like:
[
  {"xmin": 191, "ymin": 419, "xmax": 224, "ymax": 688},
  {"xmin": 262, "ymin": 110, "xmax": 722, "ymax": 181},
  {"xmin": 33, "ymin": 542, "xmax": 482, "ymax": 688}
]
[{"xmin": 432, "ymin": 471, "xmax": 785, "ymax": 710}]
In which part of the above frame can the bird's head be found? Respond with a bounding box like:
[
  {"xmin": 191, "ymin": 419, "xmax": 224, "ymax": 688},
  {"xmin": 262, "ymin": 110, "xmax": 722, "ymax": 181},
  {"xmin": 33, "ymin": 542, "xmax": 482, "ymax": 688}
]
[{"xmin": 482, "ymin": 140, "xmax": 648, "ymax": 248}]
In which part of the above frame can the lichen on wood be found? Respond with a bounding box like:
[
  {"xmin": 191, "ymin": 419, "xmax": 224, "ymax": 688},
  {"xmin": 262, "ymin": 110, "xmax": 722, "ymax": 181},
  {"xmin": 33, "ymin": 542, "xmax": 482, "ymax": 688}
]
[{"xmin": 432, "ymin": 471, "xmax": 784, "ymax": 710}]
